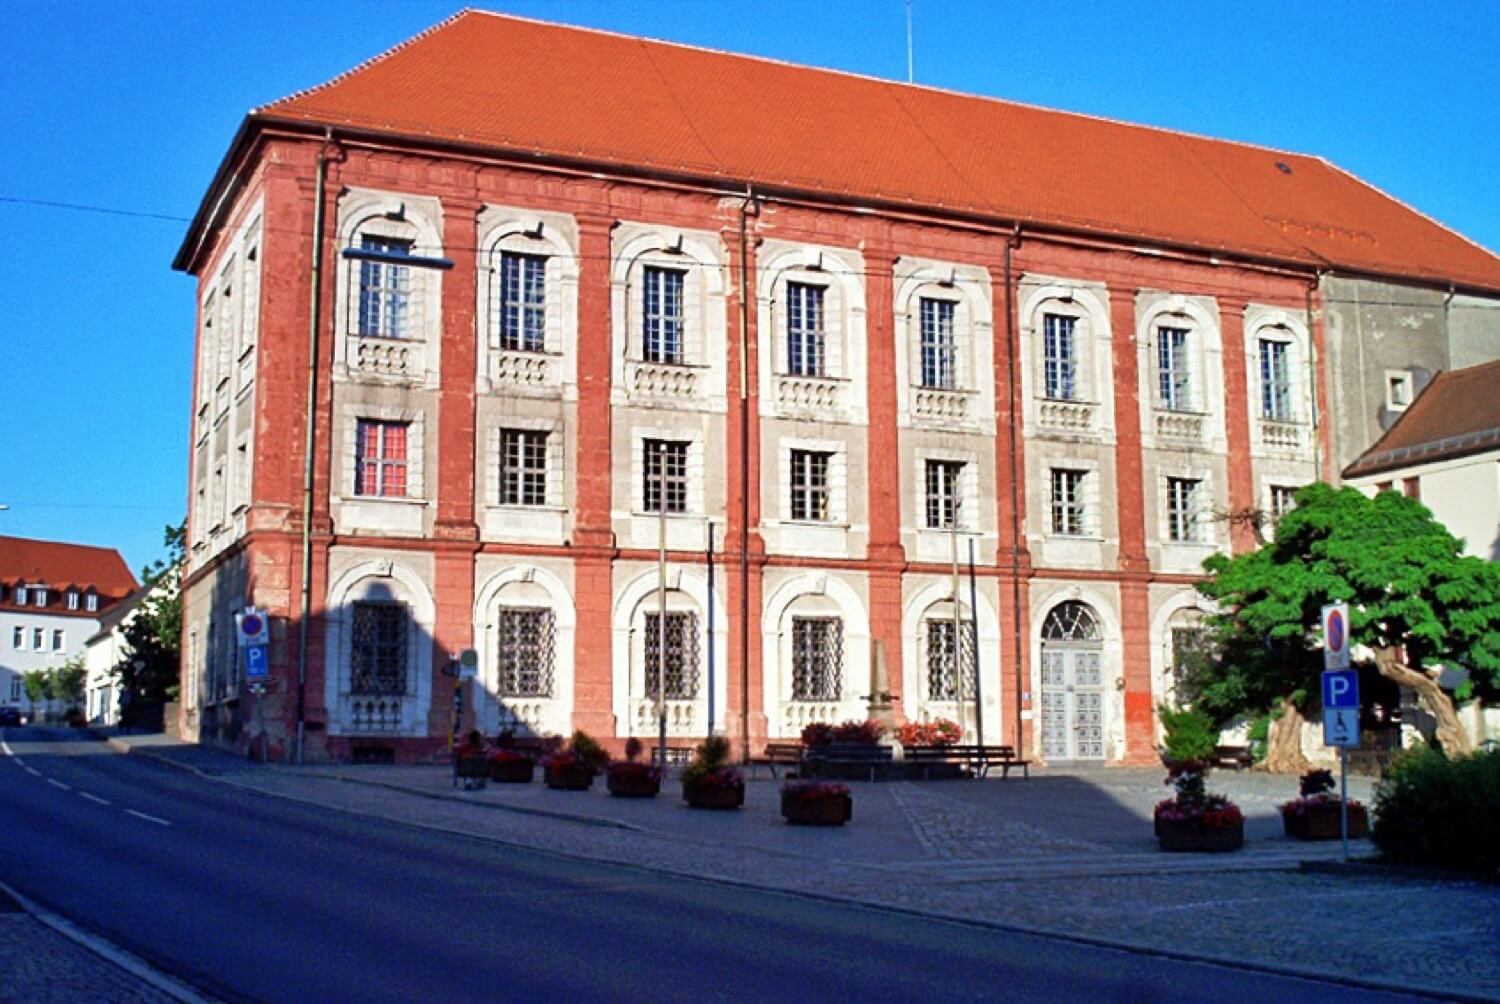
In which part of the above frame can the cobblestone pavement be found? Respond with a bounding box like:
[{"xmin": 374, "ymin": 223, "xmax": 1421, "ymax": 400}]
[
  {"xmin": 117, "ymin": 739, "xmax": 1500, "ymax": 1001},
  {"xmin": 0, "ymin": 892, "xmax": 177, "ymax": 1004}
]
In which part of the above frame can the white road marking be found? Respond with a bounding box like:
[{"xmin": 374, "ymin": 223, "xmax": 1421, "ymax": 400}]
[
  {"xmin": 0, "ymin": 739, "xmax": 13, "ymax": 756},
  {"xmin": 24, "ymin": 767, "xmax": 40, "ymax": 777},
  {"xmin": 127, "ymin": 809, "xmax": 171, "ymax": 827},
  {"xmin": 47, "ymin": 778, "xmax": 71, "ymax": 791},
  {"xmin": 79, "ymin": 791, "xmax": 111, "ymax": 806}
]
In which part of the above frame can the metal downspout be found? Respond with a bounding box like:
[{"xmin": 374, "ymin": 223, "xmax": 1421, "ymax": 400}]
[
  {"xmin": 1004, "ymin": 231, "xmax": 1025, "ymax": 752},
  {"xmin": 738, "ymin": 187, "xmax": 754, "ymax": 764}
]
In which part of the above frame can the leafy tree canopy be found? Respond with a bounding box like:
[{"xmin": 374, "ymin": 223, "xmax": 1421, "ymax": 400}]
[{"xmin": 114, "ymin": 521, "xmax": 184, "ymax": 707}]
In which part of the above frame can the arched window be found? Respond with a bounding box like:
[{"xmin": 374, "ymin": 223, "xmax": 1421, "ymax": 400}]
[
  {"xmin": 1039, "ymin": 600, "xmax": 1105, "ymax": 760},
  {"xmin": 1042, "ymin": 600, "xmax": 1103, "ymax": 642}
]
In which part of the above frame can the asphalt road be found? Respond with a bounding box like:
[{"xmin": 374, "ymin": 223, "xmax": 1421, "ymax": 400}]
[{"xmin": 0, "ymin": 727, "xmax": 1443, "ymax": 1003}]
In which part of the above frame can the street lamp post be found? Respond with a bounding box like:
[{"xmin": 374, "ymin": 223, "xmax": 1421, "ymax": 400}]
[
  {"xmin": 949, "ymin": 497, "xmax": 965, "ymax": 741},
  {"xmin": 656, "ymin": 443, "xmax": 669, "ymax": 775}
]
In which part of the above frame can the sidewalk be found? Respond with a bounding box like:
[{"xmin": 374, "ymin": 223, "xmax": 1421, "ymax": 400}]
[{"xmin": 114, "ymin": 735, "xmax": 1500, "ymax": 1001}]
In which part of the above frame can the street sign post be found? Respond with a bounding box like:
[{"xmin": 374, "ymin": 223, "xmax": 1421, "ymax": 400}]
[
  {"xmin": 1321, "ymin": 646, "xmax": 1360, "ymax": 862},
  {"xmin": 245, "ymin": 643, "xmax": 270, "ymax": 680}
]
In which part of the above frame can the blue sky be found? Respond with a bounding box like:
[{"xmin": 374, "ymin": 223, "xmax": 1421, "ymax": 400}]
[{"xmin": 3, "ymin": 1, "xmax": 1498, "ymax": 575}]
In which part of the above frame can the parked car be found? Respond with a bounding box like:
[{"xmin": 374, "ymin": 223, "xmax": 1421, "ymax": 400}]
[{"xmin": 0, "ymin": 706, "xmax": 23, "ymax": 727}]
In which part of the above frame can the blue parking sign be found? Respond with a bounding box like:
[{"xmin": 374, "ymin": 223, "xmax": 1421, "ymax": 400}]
[
  {"xmin": 1322, "ymin": 669, "xmax": 1359, "ymax": 709},
  {"xmin": 245, "ymin": 643, "xmax": 270, "ymax": 680}
]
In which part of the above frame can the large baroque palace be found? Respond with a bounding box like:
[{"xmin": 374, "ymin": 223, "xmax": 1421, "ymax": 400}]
[{"xmin": 173, "ymin": 11, "xmax": 1500, "ymax": 763}]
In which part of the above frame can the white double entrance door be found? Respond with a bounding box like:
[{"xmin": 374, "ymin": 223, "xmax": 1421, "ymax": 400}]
[{"xmin": 1040, "ymin": 645, "xmax": 1104, "ymax": 761}]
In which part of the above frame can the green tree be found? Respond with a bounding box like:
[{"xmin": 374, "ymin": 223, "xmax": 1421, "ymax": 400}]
[
  {"xmin": 114, "ymin": 521, "xmax": 184, "ymax": 712},
  {"xmin": 22, "ymin": 669, "xmax": 56, "ymax": 706},
  {"xmin": 54, "ymin": 657, "xmax": 86, "ymax": 707},
  {"xmin": 1194, "ymin": 483, "xmax": 1500, "ymax": 759}
]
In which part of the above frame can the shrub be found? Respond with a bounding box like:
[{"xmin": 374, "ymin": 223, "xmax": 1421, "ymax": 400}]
[
  {"xmin": 1372, "ymin": 745, "xmax": 1500, "ymax": 876},
  {"xmin": 831, "ymin": 719, "xmax": 885, "ymax": 745},
  {"xmin": 897, "ymin": 718, "xmax": 962, "ymax": 747},
  {"xmin": 800, "ymin": 722, "xmax": 835, "ymax": 749},
  {"xmin": 1157, "ymin": 705, "xmax": 1217, "ymax": 764},
  {"xmin": 684, "ymin": 735, "xmax": 741, "ymax": 790}
]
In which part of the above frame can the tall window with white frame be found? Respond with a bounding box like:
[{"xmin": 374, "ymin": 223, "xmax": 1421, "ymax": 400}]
[
  {"xmin": 1270, "ymin": 484, "xmax": 1299, "ymax": 520},
  {"xmin": 498, "ymin": 252, "xmax": 547, "ymax": 352},
  {"xmin": 786, "ymin": 282, "xmax": 826, "ymax": 377},
  {"xmin": 642, "ymin": 439, "xmax": 689, "ymax": 514},
  {"xmin": 926, "ymin": 618, "xmax": 975, "ymax": 701},
  {"xmin": 1156, "ymin": 326, "xmax": 1193, "ymax": 411},
  {"xmin": 791, "ymin": 617, "xmax": 843, "ymax": 701},
  {"xmin": 354, "ymin": 420, "xmax": 409, "ymax": 498},
  {"xmin": 500, "ymin": 429, "xmax": 548, "ymax": 507},
  {"xmin": 1166, "ymin": 476, "xmax": 1204, "ymax": 542},
  {"xmin": 1050, "ymin": 467, "xmax": 1089, "ymax": 537},
  {"xmin": 1258, "ymin": 338, "xmax": 1292, "ymax": 421},
  {"xmin": 1042, "ymin": 314, "xmax": 1078, "ymax": 400},
  {"xmin": 919, "ymin": 297, "xmax": 957, "ymax": 389},
  {"xmin": 789, "ymin": 449, "xmax": 831, "ymax": 522},
  {"xmin": 644, "ymin": 611, "xmax": 698, "ymax": 700},
  {"xmin": 924, "ymin": 459, "xmax": 964, "ymax": 529},
  {"xmin": 350, "ymin": 602, "xmax": 407, "ymax": 697},
  {"xmin": 357, "ymin": 236, "xmax": 412, "ymax": 338},
  {"xmin": 642, "ymin": 266, "xmax": 686, "ymax": 364},
  {"xmin": 497, "ymin": 607, "xmax": 555, "ymax": 698}
]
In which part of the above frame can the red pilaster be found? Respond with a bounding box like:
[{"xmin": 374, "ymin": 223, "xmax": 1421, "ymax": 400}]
[
  {"xmin": 434, "ymin": 194, "xmax": 481, "ymax": 541},
  {"xmin": 991, "ymin": 243, "xmax": 1032, "ymax": 747},
  {"xmin": 1219, "ymin": 298, "xmax": 1257, "ymax": 553}
]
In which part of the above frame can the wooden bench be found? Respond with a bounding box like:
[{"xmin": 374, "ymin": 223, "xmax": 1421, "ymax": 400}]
[
  {"xmin": 804, "ymin": 742, "xmax": 894, "ymax": 782},
  {"xmin": 748, "ymin": 741, "xmax": 805, "ymax": 779},
  {"xmin": 905, "ymin": 744, "xmax": 1031, "ymax": 779},
  {"xmin": 1212, "ymin": 745, "xmax": 1253, "ymax": 771}
]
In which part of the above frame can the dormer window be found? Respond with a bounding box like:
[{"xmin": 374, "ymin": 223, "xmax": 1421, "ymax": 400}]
[
  {"xmin": 14, "ymin": 586, "xmax": 26, "ymax": 606},
  {"xmin": 357, "ymin": 236, "xmax": 413, "ymax": 338},
  {"xmin": 67, "ymin": 590, "xmax": 79, "ymax": 610},
  {"xmin": 85, "ymin": 592, "xmax": 99, "ymax": 612},
  {"xmin": 642, "ymin": 266, "xmax": 686, "ymax": 364},
  {"xmin": 919, "ymin": 298, "xmax": 957, "ymax": 389},
  {"xmin": 33, "ymin": 587, "xmax": 47, "ymax": 608}
]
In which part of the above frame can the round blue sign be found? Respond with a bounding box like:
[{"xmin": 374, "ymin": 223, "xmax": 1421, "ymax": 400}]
[{"xmin": 242, "ymin": 613, "xmax": 264, "ymax": 637}]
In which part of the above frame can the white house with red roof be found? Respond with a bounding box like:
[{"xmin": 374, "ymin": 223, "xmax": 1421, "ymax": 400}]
[{"xmin": 0, "ymin": 535, "xmax": 138, "ymax": 720}]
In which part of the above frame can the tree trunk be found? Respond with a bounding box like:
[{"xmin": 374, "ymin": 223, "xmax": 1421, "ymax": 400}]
[
  {"xmin": 1263, "ymin": 697, "xmax": 1311, "ymax": 774},
  {"xmin": 1373, "ymin": 646, "xmax": 1473, "ymax": 756}
]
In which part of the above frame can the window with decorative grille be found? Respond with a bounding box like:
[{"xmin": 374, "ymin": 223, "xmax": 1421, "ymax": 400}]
[
  {"xmin": 1166, "ymin": 477, "xmax": 1203, "ymax": 542},
  {"xmin": 786, "ymin": 282, "xmax": 826, "ymax": 377},
  {"xmin": 1156, "ymin": 326, "xmax": 1193, "ymax": 411},
  {"xmin": 1171, "ymin": 625, "xmax": 1212, "ymax": 697},
  {"xmin": 350, "ymin": 603, "xmax": 407, "ymax": 696},
  {"xmin": 355, "ymin": 420, "xmax": 409, "ymax": 497},
  {"xmin": 924, "ymin": 459, "xmax": 964, "ymax": 529},
  {"xmin": 925, "ymin": 617, "xmax": 976, "ymax": 701},
  {"xmin": 498, "ymin": 607, "xmax": 555, "ymax": 698},
  {"xmin": 919, "ymin": 297, "xmax": 957, "ymax": 389},
  {"xmin": 500, "ymin": 429, "xmax": 548, "ymax": 506},
  {"xmin": 357, "ymin": 236, "xmax": 412, "ymax": 338},
  {"xmin": 1259, "ymin": 338, "xmax": 1292, "ymax": 420},
  {"xmin": 644, "ymin": 611, "xmax": 699, "ymax": 700},
  {"xmin": 1050, "ymin": 467, "xmax": 1089, "ymax": 536},
  {"xmin": 643, "ymin": 439, "xmax": 689, "ymax": 514},
  {"xmin": 642, "ymin": 266, "xmax": 686, "ymax": 364},
  {"xmin": 1042, "ymin": 314, "xmax": 1078, "ymax": 400},
  {"xmin": 498, "ymin": 252, "xmax": 547, "ymax": 352},
  {"xmin": 789, "ymin": 449, "xmax": 831, "ymax": 522},
  {"xmin": 791, "ymin": 617, "xmax": 843, "ymax": 701}
]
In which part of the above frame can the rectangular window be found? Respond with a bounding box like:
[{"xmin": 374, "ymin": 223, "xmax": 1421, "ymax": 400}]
[
  {"xmin": 354, "ymin": 420, "xmax": 409, "ymax": 498},
  {"xmin": 789, "ymin": 449, "xmax": 832, "ymax": 522},
  {"xmin": 14, "ymin": 587, "xmax": 26, "ymax": 605},
  {"xmin": 1270, "ymin": 485, "xmax": 1299, "ymax": 519},
  {"xmin": 1403, "ymin": 477, "xmax": 1421, "ymax": 501},
  {"xmin": 85, "ymin": 593, "xmax": 98, "ymax": 613},
  {"xmin": 32, "ymin": 628, "xmax": 44, "ymax": 651},
  {"xmin": 1050, "ymin": 468, "xmax": 1089, "ymax": 537},
  {"xmin": 791, "ymin": 617, "xmax": 843, "ymax": 701},
  {"xmin": 919, "ymin": 298, "xmax": 957, "ymax": 389},
  {"xmin": 497, "ymin": 608, "xmax": 555, "ymax": 698},
  {"xmin": 12, "ymin": 626, "xmax": 23, "ymax": 650},
  {"xmin": 924, "ymin": 459, "xmax": 965, "ymax": 530},
  {"xmin": 1042, "ymin": 314, "xmax": 1078, "ymax": 400},
  {"xmin": 786, "ymin": 283, "xmax": 827, "ymax": 377},
  {"xmin": 1157, "ymin": 326, "xmax": 1193, "ymax": 412},
  {"xmin": 51, "ymin": 630, "xmax": 63, "ymax": 652},
  {"xmin": 350, "ymin": 602, "xmax": 407, "ymax": 696},
  {"xmin": 500, "ymin": 429, "xmax": 548, "ymax": 507},
  {"xmin": 1166, "ymin": 477, "xmax": 1204, "ymax": 542},
  {"xmin": 357, "ymin": 236, "xmax": 412, "ymax": 338},
  {"xmin": 642, "ymin": 266, "xmax": 686, "ymax": 364},
  {"xmin": 644, "ymin": 611, "xmax": 699, "ymax": 700},
  {"xmin": 925, "ymin": 618, "xmax": 975, "ymax": 701},
  {"xmin": 1171, "ymin": 626, "xmax": 1211, "ymax": 696},
  {"xmin": 642, "ymin": 439, "xmax": 689, "ymax": 514},
  {"xmin": 33, "ymin": 589, "xmax": 47, "ymax": 608},
  {"xmin": 498, "ymin": 252, "xmax": 546, "ymax": 352},
  {"xmin": 66, "ymin": 591, "xmax": 79, "ymax": 611},
  {"xmin": 1259, "ymin": 338, "xmax": 1292, "ymax": 420}
]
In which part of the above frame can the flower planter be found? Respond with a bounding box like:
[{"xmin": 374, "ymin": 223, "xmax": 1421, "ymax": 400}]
[
  {"xmin": 488, "ymin": 758, "xmax": 535, "ymax": 784},
  {"xmin": 1284, "ymin": 802, "xmax": 1368, "ymax": 840},
  {"xmin": 781, "ymin": 792, "xmax": 852, "ymax": 826},
  {"xmin": 1156, "ymin": 815, "xmax": 1244, "ymax": 852},
  {"xmin": 607, "ymin": 771, "xmax": 661, "ymax": 798},
  {"xmin": 683, "ymin": 781, "xmax": 745, "ymax": 810},
  {"xmin": 544, "ymin": 763, "xmax": 595, "ymax": 791}
]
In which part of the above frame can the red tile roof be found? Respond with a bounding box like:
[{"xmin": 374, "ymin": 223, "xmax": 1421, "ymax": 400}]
[
  {"xmin": 0, "ymin": 535, "xmax": 138, "ymax": 608},
  {"xmin": 244, "ymin": 10, "xmax": 1500, "ymax": 292},
  {"xmin": 1344, "ymin": 359, "xmax": 1500, "ymax": 478}
]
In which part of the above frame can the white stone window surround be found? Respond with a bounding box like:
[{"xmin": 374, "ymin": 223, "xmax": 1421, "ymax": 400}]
[
  {"xmin": 473, "ymin": 564, "xmax": 575, "ymax": 738},
  {"xmin": 475, "ymin": 206, "xmax": 580, "ymax": 400},
  {"xmin": 760, "ymin": 572, "xmax": 871, "ymax": 739},
  {"xmin": 1018, "ymin": 277, "xmax": 1115, "ymax": 443},
  {"xmin": 1136, "ymin": 293, "xmax": 1226, "ymax": 453},
  {"xmin": 1027, "ymin": 582, "xmax": 1124, "ymax": 761},
  {"xmin": 893, "ymin": 258, "xmax": 995, "ymax": 434},
  {"xmin": 1040, "ymin": 457, "xmax": 1105, "ymax": 542},
  {"xmin": 768, "ymin": 435, "xmax": 852, "ymax": 558},
  {"xmin": 1243, "ymin": 305, "xmax": 1314, "ymax": 459},
  {"xmin": 900, "ymin": 577, "xmax": 1002, "ymax": 742},
  {"xmin": 1154, "ymin": 461, "xmax": 1225, "ymax": 567},
  {"xmin": 1148, "ymin": 592, "xmax": 1217, "ymax": 719},
  {"xmin": 611, "ymin": 566, "xmax": 729, "ymax": 738},
  {"xmin": 909, "ymin": 444, "xmax": 995, "ymax": 563},
  {"xmin": 332, "ymin": 405, "xmax": 428, "ymax": 537},
  {"xmin": 481, "ymin": 416, "xmax": 567, "ymax": 543},
  {"xmin": 1385, "ymin": 369, "xmax": 1415, "ymax": 411},
  {"xmin": 332, "ymin": 188, "xmax": 444, "ymax": 390},
  {"xmin": 610, "ymin": 223, "xmax": 729, "ymax": 414},
  {"xmin": 323, "ymin": 558, "xmax": 436, "ymax": 738},
  {"xmin": 755, "ymin": 241, "xmax": 868, "ymax": 425}
]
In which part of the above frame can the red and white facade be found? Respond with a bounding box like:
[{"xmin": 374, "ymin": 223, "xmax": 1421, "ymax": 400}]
[{"xmin": 172, "ymin": 12, "xmax": 1500, "ymax": 764}]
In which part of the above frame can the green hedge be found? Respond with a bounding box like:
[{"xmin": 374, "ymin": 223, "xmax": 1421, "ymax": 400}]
[{"xmin": 1372, "ymin": 745, "xmax": 1500, "ymax": 877}]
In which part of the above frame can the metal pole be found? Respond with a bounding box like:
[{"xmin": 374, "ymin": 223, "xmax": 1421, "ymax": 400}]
[
  {"xmin": 1340, "ymin": 743, "xmax": 1350, "ymax": 863},
  {"xmin": 950, "ymin": 496, "xmax": 963, "ymax": 740},
  {"xmin": 706, "ymin": 522, "xmax": 715, "ymax": 738},
  {"xmin": 968, "ymin": 537, "xmax": 984, "ymax": 749},
  {"xmin": 657, "ymin": 443, "xmax": 669, "ymax": 776}
]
